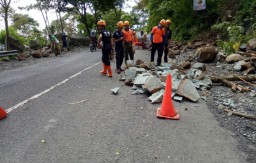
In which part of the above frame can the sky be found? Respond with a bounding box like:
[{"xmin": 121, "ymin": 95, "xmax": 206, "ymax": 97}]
[{"xmin": 0, "ymin": 0, "xmax": 136, "ymax": 30}]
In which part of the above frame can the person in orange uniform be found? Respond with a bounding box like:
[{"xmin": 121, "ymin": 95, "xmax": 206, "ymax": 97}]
[
  {"xmin": 122, "ymin": 21, "xmax": 134, "ymax": 63},
  {"xmin": 97, "ymin": 20, "xmax": 113, "ymax": 77},
  {"xmin": 164, "ymin": 19, "xmax": 172, "ymax": 63},
  {"xmin": 150, "ymin": 19, "xmax": 166, "ymax": 66}
]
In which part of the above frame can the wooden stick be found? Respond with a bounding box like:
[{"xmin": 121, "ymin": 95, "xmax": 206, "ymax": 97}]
[
  {"xmin": 211, "ymin": 76, "xmax": 251, "ymax": 92},
  {"xmin": 218, "ymin": 75, "xmax": 256, "ymax": 82},
  {"xmin": 224, "ymin": 109, "xmax": 256, "ymax": 120},
  {"xmin": 234, "ymin": 75, "xmax": 256, "ymax": 87}
]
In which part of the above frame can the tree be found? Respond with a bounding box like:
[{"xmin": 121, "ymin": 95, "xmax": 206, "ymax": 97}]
[
  {"xmin": 0, "ymin": 0, "xmax": 12, "ymax": 50},
  {"xmin": 59, "ymin": 0, "xmax": 124, "ymax": 36},
  {"xmin": 12, "ymin": 13, "xmax": 39, "ymax": 36}
]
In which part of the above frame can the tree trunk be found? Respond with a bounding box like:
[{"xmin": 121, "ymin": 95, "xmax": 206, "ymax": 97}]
[
  {"xmin": 4, "ymin": 8, "xmax": 10, "ymax": 51},
  {"xmin": 78, "ymin": 6, "xmax": 90, "ymax": 36},
  {"xmin": 39, "ymin": 8, "xmax": 49, "ymax": 35},
  {"xmin": 58, "ymin": 11, "xmax": 64, "ymax": 33}
]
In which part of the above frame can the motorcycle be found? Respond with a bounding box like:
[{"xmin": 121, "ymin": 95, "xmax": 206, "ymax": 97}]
[{"xmin": 89, "ymin": 42, "xmax": 97, "ymax": 52}]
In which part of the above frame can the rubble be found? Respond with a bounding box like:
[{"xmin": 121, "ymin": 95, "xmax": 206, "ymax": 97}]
[
  {"xmin": 176, "ymin": 79, "xmax": 200, "ymax": 102},
  {"xmin": 148, "ymin": 89, "xmax": 164, "ymax": 103},
  {"xmin": 143, "ymin": 75, "xmax": 163, "ymax": 94},
  {"xmin": 124, "ymin": 68, "xmax": 137, "ymax": 81},
  {"xmin": 126, "ymin": 60, "xmax": 136, "ymax": 68},
  {"xmin": 134, "ymin": 74, "xmax": 150, "ymax": 87},
  {"xmin": 173, "ymin": 95, "xmax": 183, "ymax": 102},
  {"xmin": 111, "ymin": 87, "xmax": 120, "ymax": 95},
  {"xmin": 192, "ymin": 62, "xmax": 206, "ymax": 71}
]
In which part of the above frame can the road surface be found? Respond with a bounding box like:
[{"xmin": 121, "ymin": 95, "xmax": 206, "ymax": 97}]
[{"xmin": 0, "ymin": 49, "xmax": 248, "ymax": 163}]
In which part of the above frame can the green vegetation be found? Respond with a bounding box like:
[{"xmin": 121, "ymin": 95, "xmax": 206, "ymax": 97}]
[{"xmin": 134, "ymin": 0, "xmax": 256, "ymax": 54}]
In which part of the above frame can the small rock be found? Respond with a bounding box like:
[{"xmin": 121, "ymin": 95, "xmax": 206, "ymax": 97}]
[
  {"xmin": 126, "ymin": 60, "xmax": 136, "ymax": 67},
  {"xmin": 173, "ymin": 96, "xmax": 183, "ymax": 102},
  {"xmin": 111, "ymin": 87, "xmax": 119, "ymax": 95},
  {"xmin": 192, "ymin": 62, "xmax": 206, "ymax": 71},
  {"xmin": 248, "ymin": 38, "xmax": 256, "ymax": 50},
  {"xmin": 148, "ymin": 89, "xmax": 164, "ymax": 103},
  {"xmin": 228, "ymin": 112, "xmax": 233, "ymax": 116},
  {"xmin": 226, "ymin": 53, "xmax": 243, "ymax": 63},
  {"xmin": 249, "ymin": 92, "xmax": 256, "ymax": 97},
  {"xmin": 136, "ymin": 59, "xmax": 144, "ymax": 65},
  {"xmin": 239, "ymin": 44, "xmax": 247, "ymax": 52}
]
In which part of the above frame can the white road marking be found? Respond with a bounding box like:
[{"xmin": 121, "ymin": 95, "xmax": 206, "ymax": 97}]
[{"xmin": 6, "ymin": 62, "xmax": 100, "ymax": 113}]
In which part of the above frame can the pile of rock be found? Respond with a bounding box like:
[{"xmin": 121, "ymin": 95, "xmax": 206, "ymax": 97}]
[{"xmin": 120, "ymin": 59, "xmax": 212, "ymax": 104}]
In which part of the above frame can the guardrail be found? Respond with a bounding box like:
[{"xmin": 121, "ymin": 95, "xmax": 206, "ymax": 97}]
[{"xmin": 0, "ymin": 50, "xmax": 18, "ymax": 57}]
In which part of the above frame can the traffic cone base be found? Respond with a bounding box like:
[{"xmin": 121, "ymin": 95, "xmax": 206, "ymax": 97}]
[
  {"xmin": 0, "ymin": 107, "xmax": 7, "ymax": 120},
  {"xmin": 157, "ymin": 108, "xmax": 180, "ymax": 120}
]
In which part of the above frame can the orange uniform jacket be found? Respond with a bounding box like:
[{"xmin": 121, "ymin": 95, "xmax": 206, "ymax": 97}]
[
  {"xmin": 151, "ymin": 26, "xmax": 165, "ymax": 43},
  {"xmin": 123, "ymin": 29, "xmax": 133, "ymax": 42}
]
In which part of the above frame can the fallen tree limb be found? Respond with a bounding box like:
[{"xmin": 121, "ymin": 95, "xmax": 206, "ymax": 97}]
[
  {"xmin": 243, "ymin": 57, "xmax": 256, "ymax": 62},
  {"xmin": 237, "ymin": 52, "xmax": 256, "ymax": 57},
  {"xmin": 217, "ymin": 75, "xmax": 256, "ymax": 82},
  {"xmin": 211, "ymin": 76, "xmax": 251, "ymax": 92},
  {"xmin": 224, "ymin": 109, "xmax": 256, "ymax": 120},
  {"xmin": 234, "ymin": 75, "xmax": 256, "ymax": 87}
]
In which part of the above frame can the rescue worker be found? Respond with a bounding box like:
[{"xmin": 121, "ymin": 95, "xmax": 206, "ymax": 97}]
[
  {"xmin": 163, "ymin": 19, "xmax": 172, "ymax": 63},
  {"xmin": 113, "ymin": 21, "xmax": 125, "ymax": 74},
  {"xmin": 122, "ymin": 21, "xmax": 134, "ymax": 63},
  {"xmin": 150, "ymin": 19, "xmax": 166, "ymax": 66},
  {"xmin": 49, "ymin": 34, "xmax": 61, "ymax": 55},
  {"xmin": 97, "ymin": 20, "xmax": 113, "ymax": 77}
]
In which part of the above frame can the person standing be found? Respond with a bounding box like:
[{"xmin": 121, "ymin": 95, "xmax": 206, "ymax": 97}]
[
  {"xmin": 122, "ymin": 21, "xmax": 134, "ymax": 63},
  {"xmin": 97, "ymin": 20, "xmax": 113, "ymax": 77},
  {"xmin": 113, "ymin": 21, "xmax": 125, "ymax": 74},
  {"xmin": 62, "ymin": 32, "xmax": 68, "ymax": 52},
  {"xmin": 49, "ymin": 34, "xmax": 61, "ymax": 55},
  {"xmin": 150, "ymin": 19, "xmax": 166, "ymax": 66},
  {"xmin": 163, "ymin": 19, "xmax": 172, "ymax": 63}
]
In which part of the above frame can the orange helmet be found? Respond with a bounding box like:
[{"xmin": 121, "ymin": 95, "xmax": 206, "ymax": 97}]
[
  {"xmin": 160, "ymin": 19, "xmax": 166, "ymax": 26},
  {"xmin": 124, "ymin": 21, "xmax": 130, "ymax": 26},
  {"xmin": 117, "ymin": 21, "xmax": 124, "ymax": 28},
  {"xmin": 97, "ymin": 20, "xmax": 106, "ymax": 26},
  {"xmin": 166, "ymin": 19, "xmax": 171, "ymax": 25}
]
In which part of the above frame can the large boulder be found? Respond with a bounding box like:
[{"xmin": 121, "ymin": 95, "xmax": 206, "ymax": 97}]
[
  {"xmin": 17, "ymin": 53, "xmax": 27, "ymax": 61},
  {"xmin": 69, "ymin": 34, "xmax": 90, "ymax": 47},
  {"xmin": 9, "ymin": 36, "xmax": 25, "ymax": 53},
  {"xmin": 248, "ymin": 38, "xmax": 256, "ymax": 50},
  {"xmin": 31, "ymin": 49, "xmax": 42, "ymax": 58},
  {"xmin": 29, "ymin": 40, "xmax": 41, "ymax": 50},
  {"xmin": 226, "ymin": 53, "xmax": 243, "ymax": 63},
  {"xmin": 195, "ymin": 45, "xmax": 218, "ymax": 63}
]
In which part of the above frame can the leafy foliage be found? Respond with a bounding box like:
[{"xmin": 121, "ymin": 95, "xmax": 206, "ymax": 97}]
[{"xmin": 0, "ymin": 26, "xmax": 25, "ymax": 45}]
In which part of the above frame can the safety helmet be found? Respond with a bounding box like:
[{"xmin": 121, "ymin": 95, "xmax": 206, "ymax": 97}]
[
  {"xmin": 117, "ymin": 21, "xmax": 124, "ymax": 28},
  {"xmin": 166, "ymin": 19, "xmax": 171, "ymax": 25},
  {"xmin": 97, "ymin": 20, "xmax": 106, "ymax": 26},
  {"xmin": 160, "ymin": 19, "xmax": 166, "ymax": 26},
  {"xmin": 124, "ymin": 21, "xmax": 130, "ymax": 26}
]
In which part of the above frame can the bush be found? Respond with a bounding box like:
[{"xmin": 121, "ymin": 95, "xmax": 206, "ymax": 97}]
[{"xmin": 0, "ymin": 26, "xmax": 25, "ymax": 45}]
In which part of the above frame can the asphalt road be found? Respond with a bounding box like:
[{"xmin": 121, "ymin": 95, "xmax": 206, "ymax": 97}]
[{"xmin": 0, "ymin": 49, "xmax": 248, "ymax": 163}]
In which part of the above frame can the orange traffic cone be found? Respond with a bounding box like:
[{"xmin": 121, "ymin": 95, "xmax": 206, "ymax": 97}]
[
  {"xmin": 0, "ymin": 107, "xmax": 7, "ymax": 120},
  {"xmin": 156, "ymin": 74, "xmax": 180, "ymax": 120}
]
